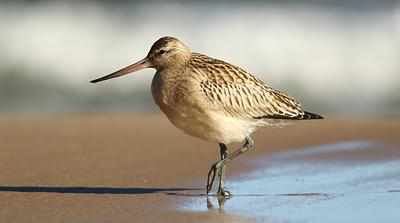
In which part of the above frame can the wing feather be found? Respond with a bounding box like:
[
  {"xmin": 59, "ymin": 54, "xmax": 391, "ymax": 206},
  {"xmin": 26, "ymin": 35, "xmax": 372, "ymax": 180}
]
[{"xmin": 190, "ymin": 53, "xmax": 308, "ymax": 120}]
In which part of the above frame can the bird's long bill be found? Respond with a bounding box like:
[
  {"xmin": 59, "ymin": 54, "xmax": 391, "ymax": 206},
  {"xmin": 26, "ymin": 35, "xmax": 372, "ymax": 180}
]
[{"xmin": 90, "ymin": 58, "xmax": 150, "ymax": 83}]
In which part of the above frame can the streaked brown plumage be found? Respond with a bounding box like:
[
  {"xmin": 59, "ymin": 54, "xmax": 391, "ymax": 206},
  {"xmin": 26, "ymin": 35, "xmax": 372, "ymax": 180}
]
[
  {"xmin": 190, "ymin": 52, "xmax": 315, "ymax": 120},
  {"xmin": 91, "ymin": 36, "xmax": 323, "ymax": 198}
]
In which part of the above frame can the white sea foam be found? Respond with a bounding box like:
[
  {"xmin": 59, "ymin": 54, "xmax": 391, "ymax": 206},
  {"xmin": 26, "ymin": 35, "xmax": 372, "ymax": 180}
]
[{"xmin": 1, "ymin": 2, "xmax": 399, "ymax": 114}]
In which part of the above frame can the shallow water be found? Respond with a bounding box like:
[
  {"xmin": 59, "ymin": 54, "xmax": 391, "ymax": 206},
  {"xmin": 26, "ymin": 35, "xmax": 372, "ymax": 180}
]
[{"xmin": 182, "ymin": 140, "xmax": 400, "ymax": 222}]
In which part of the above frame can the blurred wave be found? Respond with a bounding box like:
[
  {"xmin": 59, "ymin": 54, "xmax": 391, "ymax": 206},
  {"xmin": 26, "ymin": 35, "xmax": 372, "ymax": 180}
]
[{"xmin": 0, "ymin": 1, "xmax": 399, "ymax": 115}]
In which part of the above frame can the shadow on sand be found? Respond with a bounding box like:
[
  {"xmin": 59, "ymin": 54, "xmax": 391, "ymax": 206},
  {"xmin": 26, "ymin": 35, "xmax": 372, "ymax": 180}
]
[{"xmin": 0, "ymin": 186, "xmax": 199, "ymax": 195}]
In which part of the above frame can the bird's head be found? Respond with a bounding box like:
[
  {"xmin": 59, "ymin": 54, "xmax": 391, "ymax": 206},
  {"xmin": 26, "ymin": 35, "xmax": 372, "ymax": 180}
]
[
  {"xmin": 90, "ymin": 36, "xmax": 191, "ymax": 83},
  {"xmin": 147, "ymin": 36, "xmax": 191, "ymax": 69}
]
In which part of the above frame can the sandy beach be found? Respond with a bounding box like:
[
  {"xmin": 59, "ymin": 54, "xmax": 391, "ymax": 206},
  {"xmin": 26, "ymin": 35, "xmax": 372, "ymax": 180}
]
[{"xmin": 0, "ymin": 114, "xmax": 399, "ymax": 222}]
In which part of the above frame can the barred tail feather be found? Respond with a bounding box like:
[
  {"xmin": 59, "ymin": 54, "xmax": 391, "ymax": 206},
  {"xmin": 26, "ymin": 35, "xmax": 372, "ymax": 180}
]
[
  {"xmin": 301, "ymin": 111, "xmax": 324, "ymax": 120},
  {"xmin": 253, "ymin": 111, "xmax": 324, "ymax": 120}
]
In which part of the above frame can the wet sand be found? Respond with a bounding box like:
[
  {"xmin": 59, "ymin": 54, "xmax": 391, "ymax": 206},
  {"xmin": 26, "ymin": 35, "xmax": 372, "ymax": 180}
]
[
  {"xmin": 189, "ymin": 141, "xmax": 400, "ymax": 222},
  {"xmin": 0, "ymin": 114, "xmax": 399, "ymax": 222}
]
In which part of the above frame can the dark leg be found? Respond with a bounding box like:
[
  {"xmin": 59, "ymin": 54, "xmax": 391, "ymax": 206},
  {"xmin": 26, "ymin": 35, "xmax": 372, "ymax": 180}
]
[
  {"xmin": 217, "ymin": 143, "xmax": 231, "ymax": 197},
  {"xmin": 207, "ymin": 136, "xmax": 254, "ymax": 196}
]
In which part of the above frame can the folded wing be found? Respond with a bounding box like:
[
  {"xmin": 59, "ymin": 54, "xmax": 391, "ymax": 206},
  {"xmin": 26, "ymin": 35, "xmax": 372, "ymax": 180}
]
[{"xmin": 190, "ymin": 53, "xmax": 322, "ymax": 120}]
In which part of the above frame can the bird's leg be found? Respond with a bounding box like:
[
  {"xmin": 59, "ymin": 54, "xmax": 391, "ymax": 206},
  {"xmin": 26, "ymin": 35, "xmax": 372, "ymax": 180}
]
[
  {"xmin": 217, "ymin": 143, "xmax": 231, "ymax": 198},
  {"xmin": 207, "ymin": 136, "xmax": 254, "ymax": 196}
]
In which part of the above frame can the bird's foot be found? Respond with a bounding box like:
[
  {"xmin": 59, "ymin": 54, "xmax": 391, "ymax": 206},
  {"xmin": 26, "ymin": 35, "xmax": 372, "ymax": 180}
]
[
  {"xmin": 206, "ymin": 162, "xmax": 232, "ymax": 198},
  {"xmin": 217, "ymin": 186, "xmax": 232, "ymax": 198}
]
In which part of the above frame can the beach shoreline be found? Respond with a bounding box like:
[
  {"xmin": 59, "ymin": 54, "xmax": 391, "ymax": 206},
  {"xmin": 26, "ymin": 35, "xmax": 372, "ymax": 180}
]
[{"xmin": 0, "ymin": 114, "xmax": 399, "ymax": 222}]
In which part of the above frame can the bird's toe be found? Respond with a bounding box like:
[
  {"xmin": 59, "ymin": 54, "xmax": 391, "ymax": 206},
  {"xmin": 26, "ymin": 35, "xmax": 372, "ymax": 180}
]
[{"xmin": 217, "ymin": 187, "xmax": 233, "ymax": 198}]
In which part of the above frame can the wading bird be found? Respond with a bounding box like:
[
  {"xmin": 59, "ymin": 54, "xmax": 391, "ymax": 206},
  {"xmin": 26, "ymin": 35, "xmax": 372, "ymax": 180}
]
[{"xmin": 91, "ymin": 36, "xmax": 323, "ymax": 198}]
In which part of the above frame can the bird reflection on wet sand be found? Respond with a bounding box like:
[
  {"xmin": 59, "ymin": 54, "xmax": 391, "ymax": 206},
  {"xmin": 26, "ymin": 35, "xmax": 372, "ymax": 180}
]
[{"xmin": 207, "ymin": 195, "xmax": 229, "ymax": 211}]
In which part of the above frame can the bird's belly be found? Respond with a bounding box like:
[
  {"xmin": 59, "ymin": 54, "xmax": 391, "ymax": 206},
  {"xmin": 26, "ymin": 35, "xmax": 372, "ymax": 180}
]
[
  {"xmin": 153, "ymin": 95, "xmax": 257, "ymax": 144},
  {"xmin": 151, "ymin": 73, "xmax": 257, "ymax": 144},
  {"xmin": 152, "ymin": 93, "xmax": 217, "ymax": 141},
  {"xmin": 172, "ymin": 109, "xmax": 259, "ymax": 144}
]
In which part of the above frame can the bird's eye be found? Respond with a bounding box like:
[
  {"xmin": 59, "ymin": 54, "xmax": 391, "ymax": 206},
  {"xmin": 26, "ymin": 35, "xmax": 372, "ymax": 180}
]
[{"xmin": 159, "ymin": 50, "xmax": 166, "ymax": 55}]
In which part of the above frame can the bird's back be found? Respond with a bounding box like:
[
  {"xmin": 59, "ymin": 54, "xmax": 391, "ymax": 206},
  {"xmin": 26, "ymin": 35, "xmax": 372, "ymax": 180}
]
[{"xmin": 188, "ymin": 53, "xmax": 323, "ymax": 123}]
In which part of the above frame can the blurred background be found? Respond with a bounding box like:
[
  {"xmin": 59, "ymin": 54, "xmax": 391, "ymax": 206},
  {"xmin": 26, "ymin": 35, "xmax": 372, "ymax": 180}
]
[{"xmin": 1, "ymin": 0, "xmax": 399, "ymax": 115}]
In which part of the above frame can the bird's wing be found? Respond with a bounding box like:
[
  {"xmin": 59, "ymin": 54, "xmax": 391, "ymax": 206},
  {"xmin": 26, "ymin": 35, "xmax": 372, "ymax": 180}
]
[{"xmin": 189, "ymin": 53, "xmax": 307, "ymax": 120}]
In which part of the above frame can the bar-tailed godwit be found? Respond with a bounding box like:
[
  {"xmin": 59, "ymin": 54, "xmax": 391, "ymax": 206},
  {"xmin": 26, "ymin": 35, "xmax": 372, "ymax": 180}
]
[{"xmin": 91, "ymin": 36, "xmax": 323, "ymax": 198}]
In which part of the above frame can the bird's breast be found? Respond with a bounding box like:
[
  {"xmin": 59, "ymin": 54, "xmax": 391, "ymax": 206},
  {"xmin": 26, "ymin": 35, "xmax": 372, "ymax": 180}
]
[
  {"xmin": 151, "ymin": 71, "xmax": 219, "ymax": 140},
  {"xmin": 151, "ymin": 72, "xmax": 167, "ymax": 107},
  {"xmin": 151, "ymin": 71, "xmax": 190, "ymax": 118}
]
